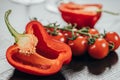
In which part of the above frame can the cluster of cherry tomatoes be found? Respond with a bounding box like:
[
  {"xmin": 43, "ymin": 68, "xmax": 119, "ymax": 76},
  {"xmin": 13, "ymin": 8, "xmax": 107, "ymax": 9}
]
[{"xmin": 44, "ymin": 23, "xmax": 120, "ymax": 59}]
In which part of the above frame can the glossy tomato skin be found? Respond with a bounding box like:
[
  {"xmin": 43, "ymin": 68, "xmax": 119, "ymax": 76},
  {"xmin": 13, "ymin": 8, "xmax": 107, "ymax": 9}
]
[
  {"xmin": 68, "ymin": 36, "xmax": 88, "ymax": 56},
  {"xmin": 89, "ymin": 28, "xmax": 99, "ymax": 35},
  {"xmin": 62, "ymin": 28, "xmax": 79, "ymax": 43},
  {"xmin": 44, "ymin": 27, "xmax": 67, "ymax": 43},
  {"xmin": 62, "ymin": 30, "xmax": 72, "ymax": 39},
  {"xmin": 50, "ymin": 32, "xmax": 67, "ymax": 43},
  {"xmin": 88, "ymin": 38, "xmax": 109, "ymax": 59},
  {"xmin": 105, "ymin": 32, "xmax": 120, "ymax": 51}
]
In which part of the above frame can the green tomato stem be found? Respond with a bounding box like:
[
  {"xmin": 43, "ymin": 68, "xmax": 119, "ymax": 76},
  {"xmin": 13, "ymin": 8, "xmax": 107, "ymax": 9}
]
[{"xmin": 109, "ymin": 42, "xmax": 115, "ymax": 51}]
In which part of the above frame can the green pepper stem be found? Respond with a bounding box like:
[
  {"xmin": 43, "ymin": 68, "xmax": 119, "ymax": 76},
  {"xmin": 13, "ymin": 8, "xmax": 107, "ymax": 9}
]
[
  {"xmin": 97, "ymin": 9, "xmax": 120, "ymax": 15},
  {"xmin": 4, "ymin": 10, "xmax": 21, "ymax": 42},
  {"xmin": 103, "ymin": 10, "xmax": 120, "ymax": 15}
]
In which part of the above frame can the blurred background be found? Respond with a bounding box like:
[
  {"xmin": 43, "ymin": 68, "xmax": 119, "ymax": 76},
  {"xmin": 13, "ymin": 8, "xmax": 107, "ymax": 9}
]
[{"xmin": 0, "ymin": 0, "xmax": 120, "ymax": 80}]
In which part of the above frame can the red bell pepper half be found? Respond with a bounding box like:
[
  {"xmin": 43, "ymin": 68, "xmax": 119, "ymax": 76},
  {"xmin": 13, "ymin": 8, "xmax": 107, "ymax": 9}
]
[
  {"xmin": 5, "ymin": 10, "xmax": 72, "ymax": 76},
  {"xmin": 58, "ymin": 2, "xmax": 102, "ymax": 28}
]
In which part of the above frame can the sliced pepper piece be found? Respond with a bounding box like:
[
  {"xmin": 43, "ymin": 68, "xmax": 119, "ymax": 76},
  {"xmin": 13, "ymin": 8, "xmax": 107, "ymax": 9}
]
[
  {"xmin": 5, "ymin": 10, "xmax": 72, "ymax": 76},
  {"xmin": 58, "ymin": 2, "xmax": 102, "ymax": 28}
]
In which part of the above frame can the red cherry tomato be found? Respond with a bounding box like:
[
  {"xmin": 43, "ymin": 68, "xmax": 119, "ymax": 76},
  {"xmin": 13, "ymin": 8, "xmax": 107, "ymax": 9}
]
[
  {"xmin": 89, "ymin": 28, "xmax": 99, "ymax": 35},
  {"xmin": 44, "ymin": 27, "xmax": 67, "ymax": 43},
  {"xmin": 62, "ymin": 28, "xmax": 78, "ymax": 38},
  {"xmin": 68, "ymin": 36, "xmax": 88, "ymax": 56},
  {"xmin": 62, "ymin": 28, "xmax": 79, "ymax": 43},
  {"xmin": 50, "ymin": 32, "xmax": 67, "ymax": 43},
  {"xmin": 105, "ymin": 32, "xmax": 120, "ymax": 51},
  {"xmin": 88, "ymin": 38, "xmax": 109, "ymax": 59},
  {"xmin": 62, "ymin": 30, "xmax": 72, "ymax": 39},
  {"xmin": 44, "ymin": 27, "xmax": 56, "ymax": 35}
]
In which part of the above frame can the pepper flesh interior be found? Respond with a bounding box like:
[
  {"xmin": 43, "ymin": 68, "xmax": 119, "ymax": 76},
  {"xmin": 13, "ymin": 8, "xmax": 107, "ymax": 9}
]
[
  {"xmin": 12, "ymin": 51, "xmax": 53, "ymax": 70},
  {"xmin": 32, "ymin": 24, "xmax": 60, "ymax": 59}
]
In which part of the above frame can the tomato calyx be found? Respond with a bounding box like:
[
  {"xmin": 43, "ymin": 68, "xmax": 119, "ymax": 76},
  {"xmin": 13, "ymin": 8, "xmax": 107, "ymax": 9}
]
[
  {"xmin": 67, "ymin": 24, "xmax": 78, "ymax": 40},
  {"xmin": 88, "ymin": 38, "xmax": 109, "ymax": 59},
  {"xmin": 44, "ymin": 23, "xmax": 99, "ymax": 43},
  {"xmin": 108, "ymin": 42, "xmax": 115, "ymax": 51},
  {"xmin": 44, "ymin": 22, "xmax": 119, "ymax": 53},
  {"xmin": 101, "ymin": 30, "xmax": 116, "ymax": 51},
  {"xmin": 87, "ymin": 37, "xmax": 96, "ymax": 45},
  {"xmin": 45, "ymin": 22, "xmax": 60, "ymax": 36},
  {"xmin": 77, "ymin": 27, "xmax": 100, "ymax": 45}
]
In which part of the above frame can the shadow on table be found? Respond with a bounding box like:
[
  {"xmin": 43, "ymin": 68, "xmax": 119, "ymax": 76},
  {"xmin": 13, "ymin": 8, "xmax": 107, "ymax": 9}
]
[
  {"xmin": 8, "ymin": 70, "xmax": 66, "ymax": 80},
  {"xmin": 63, "ymin": 51, "xmax": 118, "ymax": 75},
  {"xmin": 8, "ymin": 51, "xmax": 118, "ymax": 80}
]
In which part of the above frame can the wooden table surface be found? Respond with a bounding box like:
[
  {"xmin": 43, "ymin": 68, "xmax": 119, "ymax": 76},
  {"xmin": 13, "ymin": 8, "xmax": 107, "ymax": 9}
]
[{"xmin": 0, "ymin": 0, "xmax": 120, "ymax": 80}]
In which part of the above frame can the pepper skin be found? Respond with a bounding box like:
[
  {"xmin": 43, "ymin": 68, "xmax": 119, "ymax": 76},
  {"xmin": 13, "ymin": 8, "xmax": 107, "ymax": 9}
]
[
  {"xmin": 5, "ymin": 10, "xmax": 72, "ymax": 76},
  {"xmin": 58, "ymin": 2, "xmax": 102, "ymax": 29}
]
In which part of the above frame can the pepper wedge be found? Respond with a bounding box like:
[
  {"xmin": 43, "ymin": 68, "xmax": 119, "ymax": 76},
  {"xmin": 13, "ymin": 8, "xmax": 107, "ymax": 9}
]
[
  {"xmin": 58, "ymin": 2, "xmax": 102, "ymax": 28},
  {"xmin": 5, "ymin": 10, "xmax": 72, "ymax": 76}
]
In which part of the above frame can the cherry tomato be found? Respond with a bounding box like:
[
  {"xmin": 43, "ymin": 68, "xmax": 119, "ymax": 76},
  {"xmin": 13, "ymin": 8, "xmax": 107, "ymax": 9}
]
[
  {"xmin": 68, "ymin": 36, "xmax": 88, "ymax": 56},
  {"xmin": 62, "ymin": 30, "xmax": 72, "ymax": 39},
  {"xmin": 50, "ymin": 32, "xmax": 67, "ymax": 43},
  {"xmin": 62, "ymin": 28, "xmax": 79, "ymax": 43},
  {"xmin": 62, "ymin": 28, "xmax": 78, "ymax": 38},
  {"xmin": 89, "ymin": 28, "xmax": 99, "ymax": 35},
  {"xmin": 44, "ymin": 27, "xmax": 67, "ymax": 43},
  {"xmin": 88, "ymin": 38, "xmax": 109, "ymax": 59},
  {"xmin": 44, "ymin": 27, "xmax": 56, "ymax": 35},
  {"xmin": 105, "ymin": 32, "xmax": 120, "ymax": 51}
]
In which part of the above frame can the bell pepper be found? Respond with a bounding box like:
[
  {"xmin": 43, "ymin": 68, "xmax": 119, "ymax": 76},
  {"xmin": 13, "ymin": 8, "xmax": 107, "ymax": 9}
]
[
  {"xmin": 5, "ymin": 10, "xmax": 72, "ymax": 76},
  {"xmin": 58, "ymin": 2, "xmax": 102, "ymax": 28}
]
